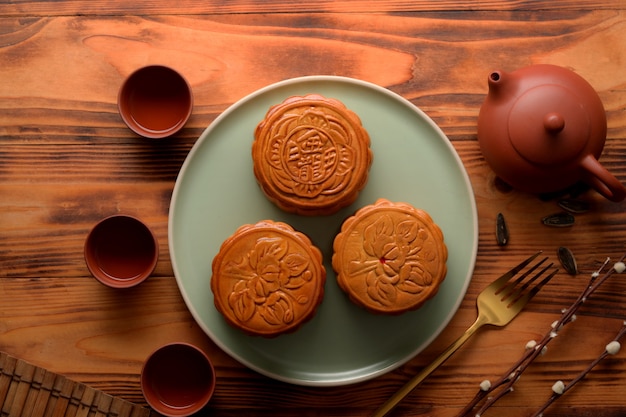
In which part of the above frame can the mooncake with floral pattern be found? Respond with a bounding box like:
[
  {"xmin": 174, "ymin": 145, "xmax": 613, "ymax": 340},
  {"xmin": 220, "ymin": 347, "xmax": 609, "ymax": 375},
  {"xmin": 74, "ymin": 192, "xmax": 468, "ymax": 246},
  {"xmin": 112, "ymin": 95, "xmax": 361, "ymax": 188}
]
[
  {"xmin": 211, "ymin": 220, "xmax": 326, "ymax": 337},
  {"xmin": 332, "ymin": 199, "xmax": 447, "ymax": 315}
]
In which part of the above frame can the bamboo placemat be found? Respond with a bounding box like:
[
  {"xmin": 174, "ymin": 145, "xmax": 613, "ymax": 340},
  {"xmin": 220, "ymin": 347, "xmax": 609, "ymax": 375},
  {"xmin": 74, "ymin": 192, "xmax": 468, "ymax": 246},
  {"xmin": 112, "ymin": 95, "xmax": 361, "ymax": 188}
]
[{"xmin": 0, "ymin": 352, "xmax": 151, "ymax": 417}]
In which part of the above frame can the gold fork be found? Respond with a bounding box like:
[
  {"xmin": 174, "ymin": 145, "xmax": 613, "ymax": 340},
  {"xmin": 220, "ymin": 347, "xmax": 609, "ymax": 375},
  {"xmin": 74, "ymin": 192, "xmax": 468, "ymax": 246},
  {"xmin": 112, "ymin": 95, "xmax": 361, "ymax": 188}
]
[{"xmin": 372, "ymin": 251, "xmax": 558, "ymax": 417}]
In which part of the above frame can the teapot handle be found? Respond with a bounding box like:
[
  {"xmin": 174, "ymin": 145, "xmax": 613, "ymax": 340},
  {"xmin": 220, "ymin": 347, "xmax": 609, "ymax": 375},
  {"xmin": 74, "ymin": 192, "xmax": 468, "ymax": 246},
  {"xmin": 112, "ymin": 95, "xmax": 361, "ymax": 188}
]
[{"xmin": 580, "ymin": 154, "xmax": 626, "ymax": 202}]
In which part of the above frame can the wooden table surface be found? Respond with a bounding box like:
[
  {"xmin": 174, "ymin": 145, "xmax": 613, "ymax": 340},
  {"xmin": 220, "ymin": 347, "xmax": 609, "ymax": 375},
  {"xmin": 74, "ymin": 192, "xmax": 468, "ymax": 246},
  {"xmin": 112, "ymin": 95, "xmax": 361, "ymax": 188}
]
[{"xmin": 2, "ymin": 1, "xmax": 626, "ymax": 416}]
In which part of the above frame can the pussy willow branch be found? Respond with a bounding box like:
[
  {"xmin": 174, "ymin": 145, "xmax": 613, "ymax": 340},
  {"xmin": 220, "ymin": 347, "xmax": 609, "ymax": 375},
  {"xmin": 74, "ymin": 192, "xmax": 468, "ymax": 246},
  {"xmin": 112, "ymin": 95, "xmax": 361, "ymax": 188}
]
[
  {"xmin": 457, "ymin": 254, "xmax": 626, "ymax": 417},
  {"xmin": 530, "ymin": 321, "xmax": 626, "ymax": 417}
]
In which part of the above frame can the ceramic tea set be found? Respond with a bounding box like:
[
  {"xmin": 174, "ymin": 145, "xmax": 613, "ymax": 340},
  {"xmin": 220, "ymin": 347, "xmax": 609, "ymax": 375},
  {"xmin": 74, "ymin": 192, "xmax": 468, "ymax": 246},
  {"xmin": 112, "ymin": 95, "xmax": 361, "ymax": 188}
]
[
  {"xmin": 118, "ymin": 62, "xmax": 626, "ymax": 202},
  {"xmin": 83, "ymin": 62, "xmax": 626, "ymax": 416}
]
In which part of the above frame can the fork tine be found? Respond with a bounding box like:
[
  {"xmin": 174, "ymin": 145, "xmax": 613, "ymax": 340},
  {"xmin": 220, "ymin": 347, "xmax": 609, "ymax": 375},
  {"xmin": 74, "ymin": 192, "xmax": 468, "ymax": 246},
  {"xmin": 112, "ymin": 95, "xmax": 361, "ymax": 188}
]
[
  {"xmin": 489, "ymin": 251, "xmax": 542, "ymax": 292},
  {"xmin": 504, "ymin": 261, "xmax": 557, "ymax": 306},
  {"xmin": 497, "ymin": 256, "xmax": 548, "ymax": 298},
  {"xmin": 513, "ymin": 266, "xmax": 559, "ymax": 307}
]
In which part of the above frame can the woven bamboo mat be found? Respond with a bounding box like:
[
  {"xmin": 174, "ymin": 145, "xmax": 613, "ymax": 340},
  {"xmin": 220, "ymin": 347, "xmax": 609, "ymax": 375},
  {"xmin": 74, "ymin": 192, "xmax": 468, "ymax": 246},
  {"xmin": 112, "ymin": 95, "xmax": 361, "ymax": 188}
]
[{"xmin": 0, "ymin": 352, "xmax": 151, "ymax": 417}]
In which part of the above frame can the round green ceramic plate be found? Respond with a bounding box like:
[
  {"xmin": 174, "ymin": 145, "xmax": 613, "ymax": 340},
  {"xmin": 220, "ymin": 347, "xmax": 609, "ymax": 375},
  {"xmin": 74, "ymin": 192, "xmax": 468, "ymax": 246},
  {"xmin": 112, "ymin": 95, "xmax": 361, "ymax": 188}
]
[{"xmin": 169, "ymin": 76, "xmax": 478, "ymax": 386}]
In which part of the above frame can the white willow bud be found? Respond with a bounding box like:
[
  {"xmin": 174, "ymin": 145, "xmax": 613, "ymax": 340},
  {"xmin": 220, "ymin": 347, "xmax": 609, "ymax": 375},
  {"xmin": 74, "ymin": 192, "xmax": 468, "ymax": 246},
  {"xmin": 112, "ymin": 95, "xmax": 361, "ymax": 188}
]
[
  {"xmin": 552, "ymin": 380, "xmax": 565, "ymax": 395},
  {"xmin": 614, "ymin": 262, "xmax": 626, "ymax": 273},
  {"xmin": 525, "ymin": 340, "xmax": 537, "ymax": 350},
  {"xmin": 606, "ymin": 341, "xmax": 621, "ymax": 355}
]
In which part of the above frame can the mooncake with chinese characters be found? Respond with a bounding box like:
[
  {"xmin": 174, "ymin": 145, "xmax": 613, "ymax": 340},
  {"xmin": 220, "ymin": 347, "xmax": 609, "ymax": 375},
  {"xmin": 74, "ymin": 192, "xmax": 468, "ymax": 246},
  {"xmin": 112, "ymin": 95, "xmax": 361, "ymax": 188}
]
[{"xmin": 252, "ymin": 94, "xmax": 372, "ymax": 216}]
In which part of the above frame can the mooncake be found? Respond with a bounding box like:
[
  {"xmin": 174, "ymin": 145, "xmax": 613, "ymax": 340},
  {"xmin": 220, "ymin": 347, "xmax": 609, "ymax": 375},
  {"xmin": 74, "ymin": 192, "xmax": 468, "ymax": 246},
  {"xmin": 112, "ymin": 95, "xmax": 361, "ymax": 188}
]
[
  {"xmin": 252, "ymin": 94, "xmax": 373, "ymax": 216},
  {"xmin": 211, "ymin": 220, "xmax": 326, "ymax": 337},
  {"xmin": 332, "ymin": 199, "xmax": 447, "ymax": 315}
]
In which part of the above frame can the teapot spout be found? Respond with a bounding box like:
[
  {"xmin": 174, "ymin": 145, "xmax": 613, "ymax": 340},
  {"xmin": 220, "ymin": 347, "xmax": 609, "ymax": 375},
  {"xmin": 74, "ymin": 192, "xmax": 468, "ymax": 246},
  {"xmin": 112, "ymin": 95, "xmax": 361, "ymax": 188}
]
[
  {"xmin": 487, "ymin": 70, "xmax": 508, "ymax": 97},
  {"xmin": 485, "ymin": 69, "xmax": 522, "ymax": 103},
  {"xmin": 488, "ymin": 70, "xmax": 503, "ymax": 86}
]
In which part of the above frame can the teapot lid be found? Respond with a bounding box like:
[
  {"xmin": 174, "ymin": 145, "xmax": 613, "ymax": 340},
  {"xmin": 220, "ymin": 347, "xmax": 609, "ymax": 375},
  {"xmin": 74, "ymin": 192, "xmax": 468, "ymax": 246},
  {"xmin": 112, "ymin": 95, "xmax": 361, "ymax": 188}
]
[{"xmin": 508, "ymin": 84, "xmax": 590, "ymax": 166}]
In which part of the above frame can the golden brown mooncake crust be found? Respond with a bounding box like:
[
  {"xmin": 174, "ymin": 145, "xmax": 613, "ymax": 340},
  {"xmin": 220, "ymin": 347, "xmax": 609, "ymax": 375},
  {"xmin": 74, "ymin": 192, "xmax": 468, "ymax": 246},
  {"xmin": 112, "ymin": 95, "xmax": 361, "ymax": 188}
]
[
  {"xmin": 211, "ymin": 220, "xmax": 326, "ymax": 337},
  {"xmin": 332, "ymin": 199, "xmax": 448, "ymax": 315},
  {"xmin": 252, "ymin": 94, "xmax": 373, "ymax": 216}
]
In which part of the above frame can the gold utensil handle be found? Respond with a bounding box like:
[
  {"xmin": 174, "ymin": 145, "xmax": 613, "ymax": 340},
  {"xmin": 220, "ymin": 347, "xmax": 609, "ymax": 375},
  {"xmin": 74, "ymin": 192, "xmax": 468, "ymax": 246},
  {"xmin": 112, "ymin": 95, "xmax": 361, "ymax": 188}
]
[{"xmin": 372, "ymin": 316, "xmax": 486, "ymax": 417}]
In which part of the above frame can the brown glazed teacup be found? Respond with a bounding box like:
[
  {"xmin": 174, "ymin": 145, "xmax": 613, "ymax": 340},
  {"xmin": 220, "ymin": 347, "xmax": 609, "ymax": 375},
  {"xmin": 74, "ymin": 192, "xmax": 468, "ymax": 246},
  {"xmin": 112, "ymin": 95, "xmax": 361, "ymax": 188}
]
[
  {"xmin": 141, "ymin": 343, "xmax": 216, "ymax": 416},
  {"xmin": 84, "ymin": 215, "xmax": 158, "ymax": 288},
  {"xmin": 118, "ymin": 65, "xmax": 193, "ymax": 138}
]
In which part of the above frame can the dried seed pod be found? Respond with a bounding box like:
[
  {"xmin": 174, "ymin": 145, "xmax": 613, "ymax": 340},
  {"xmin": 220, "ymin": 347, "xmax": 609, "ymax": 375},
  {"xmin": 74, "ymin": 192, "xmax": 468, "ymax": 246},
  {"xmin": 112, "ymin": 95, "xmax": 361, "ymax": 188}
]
[
  {"xmin": 542, "ymin": 212, "xmax": 575, "ymax": 227},
  {"xmin": 496, "ymin": 212, "xmax": 509, "ymax": 246},
  {"xmin": 558, "ymin": 198, "xmax": 590, "ymax": 214},
  {"xmin": 557, "ymin": 246, "xmax": 578, "ymax": 275}
]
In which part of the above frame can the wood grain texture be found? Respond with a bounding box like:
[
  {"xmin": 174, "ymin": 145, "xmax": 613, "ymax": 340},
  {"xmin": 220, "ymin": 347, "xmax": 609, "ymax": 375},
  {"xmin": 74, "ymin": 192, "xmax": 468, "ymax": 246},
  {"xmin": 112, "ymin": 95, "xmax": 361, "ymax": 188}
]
[
  {"xmin": 0, "ymin": 0, "xmax": 625, "ymax": 16},
  {"xmin": 1, "ymin": 3, "xmax": 626, "ymax": 417}
]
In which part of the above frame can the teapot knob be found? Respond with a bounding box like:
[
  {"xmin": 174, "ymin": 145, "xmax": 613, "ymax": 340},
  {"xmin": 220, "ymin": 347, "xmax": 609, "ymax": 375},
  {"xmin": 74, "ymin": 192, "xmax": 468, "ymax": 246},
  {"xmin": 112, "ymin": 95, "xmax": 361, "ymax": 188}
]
[{"xmin": 543, "ymin": 112, "xmax": 565, "ymax": 134}]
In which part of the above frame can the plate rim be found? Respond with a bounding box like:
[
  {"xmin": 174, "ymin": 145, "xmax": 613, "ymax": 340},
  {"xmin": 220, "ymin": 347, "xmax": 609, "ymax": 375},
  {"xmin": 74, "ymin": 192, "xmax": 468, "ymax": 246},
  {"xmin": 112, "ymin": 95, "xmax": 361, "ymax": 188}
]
[{"xmin": 168, "ymin": 75, "xmax": 478, "ymax": 386}]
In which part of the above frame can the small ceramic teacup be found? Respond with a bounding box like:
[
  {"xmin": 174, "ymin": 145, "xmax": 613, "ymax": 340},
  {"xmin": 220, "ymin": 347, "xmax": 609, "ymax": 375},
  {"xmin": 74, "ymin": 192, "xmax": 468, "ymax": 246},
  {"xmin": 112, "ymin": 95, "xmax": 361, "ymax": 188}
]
[
  {"xmin": 141, "ymin": 343, "xmax": 216, "ymax": 416},
  {"xmin": 84, "ymin": 215, "xmax": 158, "ymax": 288},
  {"xmin": 118, "ymin": 65, "xmax": 193, "ymax": 139}
]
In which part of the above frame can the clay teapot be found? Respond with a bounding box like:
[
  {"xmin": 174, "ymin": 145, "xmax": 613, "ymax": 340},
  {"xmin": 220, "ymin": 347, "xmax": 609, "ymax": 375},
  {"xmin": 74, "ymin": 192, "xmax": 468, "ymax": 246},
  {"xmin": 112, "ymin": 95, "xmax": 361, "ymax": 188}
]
[{"xmin": 477, "ymin": 64, "xmax": 626, "ymax": 202}]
